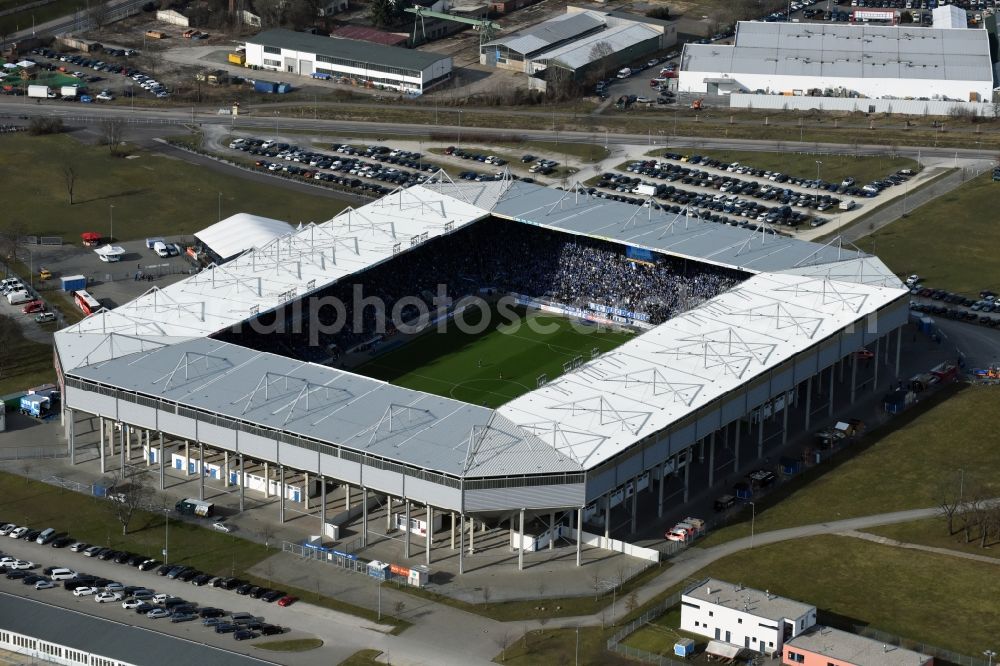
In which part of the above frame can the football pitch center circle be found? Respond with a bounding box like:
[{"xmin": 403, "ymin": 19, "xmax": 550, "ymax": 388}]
[{"xmin": 448, "ymin": 377, "xmax": 532, "ymax": 406}]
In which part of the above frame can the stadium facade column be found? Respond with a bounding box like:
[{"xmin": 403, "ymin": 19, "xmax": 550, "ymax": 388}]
[
  {"xmin": 263, "ymin": 462, "xmax": 270, "ymax": 498},
  {"xmin": 426, "ymin": 506, "xmax": 433, "ymax": 565},
  {"xmin": 657, "ymin": 465, "xmax": 665, "ymax": 518},
  {"xmin": 850, "ymin": 351, "xmax": 858, "ymax": 404},
  {"xmin": 199, "ymin": 443, "xmax": 205, "ymax": 501},
  {"xmin": 279, "ymin": 465, "xmax": 285, "ymax": 523},
  {"xmin": 345, "ymin": 484, "xmax": 351, "ymax": 510},
  {"xmin": 303, "ymin": 472, "xmax": 309, "ymax": 510},
  {"xmin": 895, "ymin": 328, "xmax": 902, "ymax": 377},
  {"xmin": 804, "ymin": 376, "xmax": 813, "ymax": 431},
  {"xmin": 119, "ymin": 424, "xmax": 126, "ymax": 476},
  {"xmin": 67, "ymin": 408, "xmax": 75, "ymax": 463},
  {"xmin": 468, "ymin": 515, "xmax": 475, "ymax": 554},
  {"xmin": 99, "ymin": 416, "xmax": 106, "ymax": 474},
  {"xmin": 184, "ymin": 441, "xmax": 190, "ymax": 476},
  {"xmin": 683, "ymin": 450, "xmax": 691, "ymax": 503},
  {"xmin": 549, "ymin": 511, "xmax": 555, "ymax": 550},
  {"xmin": 756, "ymin": 414, "xmax": 764, "ymax": 460},
  {"xmin": 404, "ymin": 500, "xmax": 411, "ymax": 558},
  {"xmin": 575, "ymin": 508, "xmax": 582, "ymax": 567},
  {"xmin": 698, "ymin": 438, "xmax": 705, "ymax": 463},
  {"xmin": 223, "ymin": 451, "xmax": 229, "ymax": 488},
  {"xmin": 320, "ymin": 476, "xmax": 326, "ymax": 536},
  {"xmin": 781, "ymin": 400, "xmax": 789, "ymax": 446},
  {"xmin": 459, "ymin": 514, "xmax": 465, "ymax": 574},
  {"xmin": 158, "ymin": 433, "xmax": 164, "ymax": 490},
  {"xmin": 450, "ymin": 512, "xmax": 456, "ymax": 550},
  {"xmin": 873, "ymin": 336, "xmax": 881, "ymax": 392},
  {"xmin": 362, "ymin": 487, "xmax": 368, "ymax": 547},
  {"xmin": 708, "ymin": 432, "xmax": 716, "ymax": 487},
  {"xmin": 604, "ymin": 496, "xmax": 611, "ymax": 539},
  {"xmin": 517, "ymin": 509, "xmax": 525, "ymax": 571},
  {"xmin": 386, "ymin": 495, "xmax": 393, "ymax": 531},
  {"xmin": 732, "ymin": 423, "xmax": 740, "ymax": 474},
  {"xmin": 827, "ymin": 364, "xmax": 835, "ymax": 417},
  {"xmin": 630, "ymin": 474, "xmax": 639, "ymax": 534},
  {"xmin": 238, "ymin": 454, "xmax": 245, "ymax": 512}
]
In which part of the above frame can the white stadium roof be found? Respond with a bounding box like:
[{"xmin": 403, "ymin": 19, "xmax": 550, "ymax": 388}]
[
  {"xmin": 194, "ymin": 213, "xmax": 295, "ymax": 262},
  {"xmin": 57, "ymin": 179, "xmax": 907, "ymax": 478}
]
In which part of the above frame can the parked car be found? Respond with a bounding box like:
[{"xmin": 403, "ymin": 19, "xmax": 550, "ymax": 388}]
[
  {"xmin": 277, "ymin": 595, "xmax": 298, "ymax": 607},
  {"xmin": 146, "ymin": 608, "xmax": 171, "ymax": 619},
  {"xmin": 233, "ymin": 629, "xmax": 259, "ymax": 641},
  {"xmin": 212, "ymin": 522, "xmax": 234, "ymax": 533}
]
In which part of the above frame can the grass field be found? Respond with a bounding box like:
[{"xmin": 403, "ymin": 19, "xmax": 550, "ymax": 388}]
[
  {"xmin": 356, "ymin": 308, "xmax": 634, "ymax": 407},
  {"xmin": 644, "ymin": 148, "xmax": 917, "ymax": 185},
  {"xmin": 698, "ymin": 385, "xmax": 1000, "ymax": 547},
  {"xmin": 865, "ymin": 517, "xmax": 1000, "ymax": 559},
  {"xmin": 0, "ymin": 315, "xmax": 55, "ymax": 396},
  {"xmin": 619, "ymin": 535, "xmax": 1000, "ymax": 658},
  {"xmin": 860, "ymin": 172, "xmax": 1000, "ymax": 296},
  {"xmin": 0, "ymin": 134, "xmax": 348, "ymax": 242},
  {"xmin": 338, "ymin": 650, "xmax": 386, "ymax": 665}
]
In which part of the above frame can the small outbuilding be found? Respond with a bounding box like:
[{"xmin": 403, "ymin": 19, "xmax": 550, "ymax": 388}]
[{"xmin": 194, "ymin": 213, "xmax": 294, "ymax": 265}]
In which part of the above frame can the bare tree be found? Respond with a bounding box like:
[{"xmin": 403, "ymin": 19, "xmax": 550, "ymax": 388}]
[
  {"xmin": 495, "ymin": 630, "xmax": 511, "ymax": 663},
  {"xmin": 103, "ymin": 465, "xmax": 154, "ymax": 535},
  {"xmin": 89, "ymin": 1, "xmax": 111, "ymax": 32},
  {"xmin": 258, "ymin": 524, "xmax": 275, "ymax": 549},
  {"xmin": 393, "ymin": 600, "xmax": 406, "ymax": 617},
  {"xmin": 591, "ymin": 571, "xmax": 603, "ymax": 601},
  {"xmin": 101, "ymin": 118, "xmax": 126, "ymax": 156},
  {"xmin": 937, "ymin": 473, "xmax": 963, "ymax": 535},
  {"xmin": 625, "ymin": 590, "xmax": 639, "ymax": 614},
  {"xmin": 481, "ymin": 584, "xmax": 492, "ymax": 607},
  {"xmin": 63, "ymin": 165, "xmax": 77, "ymax": 205},
  {"xmin": 588, "ymin": 41, "xmax": 614, "ymax": 82}
]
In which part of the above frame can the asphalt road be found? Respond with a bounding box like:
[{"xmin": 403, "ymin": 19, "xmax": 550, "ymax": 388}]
[{"xmin": 1, "ymin": 99, "xmax": 999, "ymax": 163}]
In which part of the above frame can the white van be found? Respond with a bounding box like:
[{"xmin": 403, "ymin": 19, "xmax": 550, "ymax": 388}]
[
  {"xmin": 838, "ymin": 200, "xmax": 856, "ymax": 211},
  {"xmin": 616, "ymin": 67, "xmax": 632, "ymax": 79},
  {"xmin": 6, "ymin": 290, "xmax": 32, "ymax": 305},
  {"xmin": 49, "ymin": 568, "xmax": 77, "ymax": 580},
  {"xmin": 152, "ymin": 241, "xmax": 170, "ymax": 258},
  {"xmin": 36, "ymin": 528, "xmax": 55, "ymax": 544}
]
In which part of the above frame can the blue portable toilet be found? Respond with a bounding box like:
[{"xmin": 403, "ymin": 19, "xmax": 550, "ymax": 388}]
[
  {"xmin": 674, "ymin": 638, "xmax": 695, "ymax": 658},
  {"xmin": 733, "ymin": 482, "xmax": 753, "ymax": 500},
  {"xmin": 779, "ymin": 456, "xmax": 801, "ymax": 476}
]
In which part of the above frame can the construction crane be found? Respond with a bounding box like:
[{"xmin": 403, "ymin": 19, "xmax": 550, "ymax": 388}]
[{"xmin": 404, "ymin": 6, "xmax": 501, "ymax": 50}]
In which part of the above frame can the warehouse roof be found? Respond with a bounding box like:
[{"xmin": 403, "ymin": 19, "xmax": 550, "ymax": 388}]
[
  {"xmin": 682, "ymin": 21, "xmax": 993, "ymax": 84},
  {"xmin": 484, "ymin": 12, "xmax": 605, "ymax": 56},
  {"xmin": 683, "ymin": 579, "xmax": 816, "ymax": 622},
  {"xmin": 330, "ymin": 25, "xmax": 409, "ymax": 47},
  {"xmin": 0, "ymin": 593, "xmax": 274, "ymax": 666},
  {"xmin": 67, "ymin": 338, "xmax": 583, "ymax": 478},
  {"xmin": 786, "ymin": 627, "xmax": 933, "ymax": 666},
  {"xmin": 247, "ymin": 28, "xmax": 448, "ymax": 70},
  {"xmin": 195, "ymin": 213, "xmax": 295, "ymax": 262},
  {"xmin": 533, "ymin": 23, "xmax": 660, "ymax": 70}
]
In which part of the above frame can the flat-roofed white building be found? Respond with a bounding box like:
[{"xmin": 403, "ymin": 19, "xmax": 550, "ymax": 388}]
[
  {"xmin": 244, "ymin": 29, "xmax": 452, "ymax": 94},
  {"xmin": 681, "ymin": 578, "xmax": 817, "ymax": 655},
  {"xmin": 679, "ymin": 21, "xmax": 993, "ymax": 102}
]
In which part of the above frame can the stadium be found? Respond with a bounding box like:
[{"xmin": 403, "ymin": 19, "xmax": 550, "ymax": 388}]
[{"xmin": 53, "ymin": 176, "xmax": 909, "ymax": 572}]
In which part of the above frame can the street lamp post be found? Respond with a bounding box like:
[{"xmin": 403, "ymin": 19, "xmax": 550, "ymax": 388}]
[
  {"xmin": 274, "ymin": 111, "xmax": 279, "ymax": 137},
  {"xmin": 457, "ymin": 110, "xmax": 463, "ymax": 147},
  {"xmin": 984, "ymin": 649, "xmax": 996, "ymax": 666},
  {"xmin": 749, "ymin": 501, "xmax": 756, "ymax": 549},
  {"xmin": 218, "ymin": 192, "xmax": 222, "ymax": 222},
  {"xmin": 163, "ymin": 508, "xmax": 169, "ymax": 565},
  {"xmin": 109, "ymin": 204, "xmax": 114, "ymax": 242},
  {"xmin": 815, "ymin": 160, "xmax": 822, "ymax": 182}
]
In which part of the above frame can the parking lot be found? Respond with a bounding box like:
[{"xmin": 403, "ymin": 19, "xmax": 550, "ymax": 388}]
[
  {"xmin": 0, "ymin": 528, "xmax": 319, "ymax": 655},
  {"xmin": 24, "ymin": 46, "xmax": 173, "ymax": 103}
]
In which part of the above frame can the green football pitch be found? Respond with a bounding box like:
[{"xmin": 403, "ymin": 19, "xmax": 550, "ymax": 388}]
[{"xmin": 355, "ymin": 308, "xmax": 635, "ymax": 407}]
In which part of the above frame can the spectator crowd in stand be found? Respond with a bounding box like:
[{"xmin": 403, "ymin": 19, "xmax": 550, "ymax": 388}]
[{"xmin": 215, "ymin": 219, "xmax": 746, "ymax": 364}]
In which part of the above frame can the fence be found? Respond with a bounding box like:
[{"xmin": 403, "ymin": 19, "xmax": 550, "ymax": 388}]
[
  {"xmin": 850, "ymin": 626, "xmax": 988, "ymax": 666},
  {"xmin": 282, "ymin": 540, "xmax": 369, "ymax": 576},
  {"xmin": 0, "ymin": 446, "xmax": 67, "ymax": 461},
  {"xmin": 40, "ymin": 476, "xmax": 92, "ymax": 494},
  {"xmin": 606, "ymin": 591, "xmax": 686, "ymax": 665},
  {"xmin": 18, "ymin": 236, "xmax": 63, "ymax": 246}
]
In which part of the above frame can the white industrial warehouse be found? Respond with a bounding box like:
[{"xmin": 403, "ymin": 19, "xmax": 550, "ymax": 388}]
[
  {"xmin": 679, "ymin": 19, "xmax": 995, "ymax": 102},
  {"xmin": 243, "ymin": 28, "xmax": 453, "ymax": 94},
  {"xmin": 53, "ymin": 178, "xmax": 909, "ymax": 573}
]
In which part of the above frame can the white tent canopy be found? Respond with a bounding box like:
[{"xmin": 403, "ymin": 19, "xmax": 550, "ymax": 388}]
[
  {"xmin": 195, "ymin": 213, "xmax": 295, "ymax": 262},
  {"xmin": 94, "ymin": 245, "xmax": 125, "ymax": 262}
]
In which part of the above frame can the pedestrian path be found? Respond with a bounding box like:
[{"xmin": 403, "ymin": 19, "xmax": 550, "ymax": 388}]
[{"xmin": 838, "ymin": 528, "xmax": 1000, "ymax": 566}]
